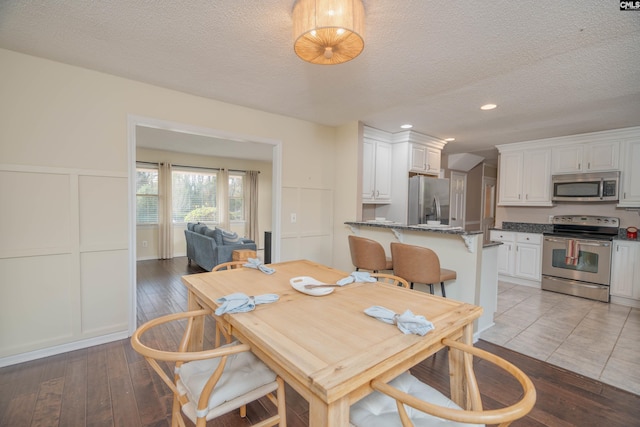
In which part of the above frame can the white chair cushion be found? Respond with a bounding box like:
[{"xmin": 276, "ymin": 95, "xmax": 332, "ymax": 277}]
[
  {"xmin": 350, "ymin": 372, "xmax": 484, "ymax": 427},
  {"xmin": 177, "ymin": 342, "xmax": 277, "ymax": 420}
]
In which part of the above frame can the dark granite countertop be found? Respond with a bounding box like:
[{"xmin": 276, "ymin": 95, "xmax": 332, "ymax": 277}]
[
  {"xmin": 492, "ymin": 221, "xmax": 639, "ymax": 242},
  {"xmin": 345, "ymin": 221, "xmax": 483, "ymax": 236}
]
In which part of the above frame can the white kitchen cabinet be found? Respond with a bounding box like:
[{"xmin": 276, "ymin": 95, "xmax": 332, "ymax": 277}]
[
  {"xmin": 409, "ymin": 143, "xmax": 440, "ymax": 175},
  {"xmin": 491, "ymin": 231, "xmax": 515, "ymax": 276},
  {"xmin": 610, "ymin": 240, "xmax": 640, "ymax": 300},
  {"xmin": 498, "ymin": 148, "xmax": 551, "ymax": 206},
  {"xmin": 618, "ymin": 139, "xmax": 640, "ymax": 207},
  {"xmin": 514, "ymin": 233, "xmax": 542, "ymax": 281},
  {"xmin": 552, "ymin": 141, "xmax": 619, "ymax": 174},
  {"xmin": 490, "ymin": 231, "xmax": 542, "ymax": 282},
  {"xmin": 362, "ymin": 138, "xmax": 392, "ymax": 203}
]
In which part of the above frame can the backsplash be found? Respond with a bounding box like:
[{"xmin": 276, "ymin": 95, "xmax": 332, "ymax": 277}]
[
  {"xmin": 497, "ymin": 221, "xmax": 638, "ymax": 241},
  {"xmin": 500, "ymin": 222, "xmax": 553, "ymax": 234}
]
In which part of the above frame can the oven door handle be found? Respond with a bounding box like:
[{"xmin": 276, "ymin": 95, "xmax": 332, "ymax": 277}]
[{"xmin": 544, "ymin": 237, "xmax": 611, "ymax": 247}]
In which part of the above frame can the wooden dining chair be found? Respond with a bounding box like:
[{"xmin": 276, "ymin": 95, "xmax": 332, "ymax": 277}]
[
  {"xmin": 131, "ymin": 309, "xmax": 286, "ymax": 427},
  {"xmin": 390, "ymin": 242, "xmax": 457, "ymax": 297},
  {"xmin": 211, "ymin": 260, "xmax": 248, "ymax": 345},
  {"xmin": 348, "ymin": 235, "xmax": 394, "ymax": 272},
  {"xmin": 350, "ymin": 338, "xmax": 536, "ymax": 427},
  {"xmin": 212, "ymin": 260, "xmax": 247, "ymax": 271},
  {"xmin": 369, "ymin": 272, "xmax": 410, "ymax": 288}
]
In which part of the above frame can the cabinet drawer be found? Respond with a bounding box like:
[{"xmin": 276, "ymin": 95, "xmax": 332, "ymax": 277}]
[
  {"xmin": 516, "ymin": 233, "xmax": 541, "ymax": 245},
  {"xmin": 490, "ymin": 230, "xmax": 515, "ymax": 242}
]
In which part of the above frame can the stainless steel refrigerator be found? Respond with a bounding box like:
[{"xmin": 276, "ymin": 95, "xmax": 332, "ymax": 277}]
[{"xmin": 407, "ymin": 175, "xmax": 451, "ymax": 225}]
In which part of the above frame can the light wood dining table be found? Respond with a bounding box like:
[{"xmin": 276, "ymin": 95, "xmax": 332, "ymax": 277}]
[{"xmin": 181, "ymin": 259, "xmax": 483, "ymax": 427}]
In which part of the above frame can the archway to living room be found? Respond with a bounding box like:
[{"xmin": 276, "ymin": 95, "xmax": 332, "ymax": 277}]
[{"xmin": 127, "ymin": 115, "xmax": 283, "ymax": 334}]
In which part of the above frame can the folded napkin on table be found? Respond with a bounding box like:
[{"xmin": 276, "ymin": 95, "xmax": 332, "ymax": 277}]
[
  {"xmin": 337, "ymin": 271, "xmax": 378, "ymax": 286},
  {"xmin": 364, "ymin": 305, "xmax": 435, "ymax": 336},
  {"xmin": 243, "ymin": 258, "xmax": 275, "ymax": 274},
  {"xmin": 215, "ymin": 292, "xmax": 279, "ymax": 315}
]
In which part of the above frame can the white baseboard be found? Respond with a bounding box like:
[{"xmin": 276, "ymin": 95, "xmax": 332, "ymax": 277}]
[
  {"xmin": 0, "ymin": 331, "xmax": 129, "ymax": 368},
  {"xmin": 498, "ymin": 275, "xmax": 541, "ymax": 288}
]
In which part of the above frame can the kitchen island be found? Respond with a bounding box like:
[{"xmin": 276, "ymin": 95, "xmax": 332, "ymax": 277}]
[{"xmin": 345, "ymin": 221, "xmax": 497, "ymax": 336}]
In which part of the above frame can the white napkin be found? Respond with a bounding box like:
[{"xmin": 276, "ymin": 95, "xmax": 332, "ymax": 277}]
[
  {"xmin": 243, "ymin": 258, "xmax": 275, "ymax": 274},
  {"xmin": 364, "ymin": 305, "xmax": 435, "ymax": 336},
  {"xmin": 215, "ymin": 292, "xmax": 279, "ymax": 315},
  {"xmin": 337, "ymin": 271, "xmax": 378, "ymax": 286}
]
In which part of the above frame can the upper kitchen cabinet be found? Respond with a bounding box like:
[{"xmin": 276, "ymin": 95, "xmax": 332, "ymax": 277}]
[
  {"xmin": 409, "ymin": 143, "xmax": 441, "ymax": 175},
  {"xmin": 386, "ymin": 129, "xmax": 448, "ymax": 222},
  {"xmin": 619, "ymin": 139, "xmax": 640, "ymax": 207},
  {"xmin": 362, "ymin": 132, "xmax": 392, "ymax": 204},
  {"xmin": 552, "ymin": 140, "xmax": 619, "ymax": 174},
  {"xmin": 496, "ymin": 145, "xmax": 552, "ymax": 206}
]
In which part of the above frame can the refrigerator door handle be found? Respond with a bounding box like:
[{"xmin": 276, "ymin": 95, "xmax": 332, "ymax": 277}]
[{"xmin": 433, "ymin": 196, "xmax": 441, "ymax": 221}]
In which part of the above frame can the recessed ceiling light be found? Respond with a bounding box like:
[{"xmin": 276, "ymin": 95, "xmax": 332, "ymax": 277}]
[
  {"xmin": 400, "ymin": 124, "xmax": 413, "ymax": 129},
  {"xmin": 480, "ymin": 103, "xmax": 497, "ymax": 110},
  {"xmin": 444, "ymin": 138, "xmax": 455, "ymax": 142}
]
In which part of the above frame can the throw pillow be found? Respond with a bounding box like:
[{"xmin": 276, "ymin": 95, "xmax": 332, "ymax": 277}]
[
  {"xmin": 216, "ymin": 227, "xmax": 240, "ymax": 244},
  {"xmin": 193, "ymin": 223, "xmax": 208, "ymax": 234}
]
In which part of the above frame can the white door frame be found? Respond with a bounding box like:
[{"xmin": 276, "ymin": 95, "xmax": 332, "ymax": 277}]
[{"xmin": 126, "ymin": 115, "xmax": 283, "ymax": 335}]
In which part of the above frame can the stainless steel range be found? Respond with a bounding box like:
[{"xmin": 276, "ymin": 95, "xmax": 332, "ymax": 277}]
[{"xmin": 542, "ymin": 215, "xmax": 619, "ymax": 302}]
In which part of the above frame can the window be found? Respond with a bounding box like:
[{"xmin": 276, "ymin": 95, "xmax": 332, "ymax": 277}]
[
  {"xmin": 228, "ymin": 173, "xmax": 245, "ymax": 221},
  {"xmin": 172, "ymin": 169, "xmax": 217, "ymax": 223},
  {"xmin": 136, "ymin": 167, "xmax": 159, "ymax": 224}
]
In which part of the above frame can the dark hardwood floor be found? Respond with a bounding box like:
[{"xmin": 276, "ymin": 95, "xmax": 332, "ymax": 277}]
[{"xmin": 1, "ymin": 257, "xmax": 639, "ymax": 426}]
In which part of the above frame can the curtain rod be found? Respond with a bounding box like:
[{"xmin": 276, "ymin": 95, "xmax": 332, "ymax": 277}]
[{"xmin": 136, "ymin": 161, "xmax": 258, "ymax": 173}]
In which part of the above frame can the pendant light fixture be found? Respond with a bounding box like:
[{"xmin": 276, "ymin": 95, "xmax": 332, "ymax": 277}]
[{"xmin": 292, "ymin": 0, "xmax": 365, "ymax": 65}]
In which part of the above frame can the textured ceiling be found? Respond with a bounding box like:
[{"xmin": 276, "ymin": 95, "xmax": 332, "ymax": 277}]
[{"xmin": 1, "ymin": 0, "xmax": 639, "ymax": 158}]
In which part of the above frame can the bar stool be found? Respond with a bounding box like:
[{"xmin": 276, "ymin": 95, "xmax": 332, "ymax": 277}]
[
  {"xmin": 390, "ymin": 242, "xmax": 457, "ymax": 297},
  {"xmin": 348, "ymin": 235, "xmax": 393, "ymax": 273}
]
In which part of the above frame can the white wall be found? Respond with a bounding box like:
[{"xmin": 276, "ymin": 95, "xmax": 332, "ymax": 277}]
[{"xmin": 0, "ymin": 48, "xmax": 359, "ymax": 364}]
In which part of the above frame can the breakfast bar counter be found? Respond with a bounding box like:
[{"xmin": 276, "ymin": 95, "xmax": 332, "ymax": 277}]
[{"xmin": 345, "ymin": 221, "xmax": 497, "ymax": 336}]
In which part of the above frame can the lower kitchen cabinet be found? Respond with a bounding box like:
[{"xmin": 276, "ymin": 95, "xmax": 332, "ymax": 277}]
[
  {"xmin": 611, "ymin": 240, "xmax": 640, "ymax": 301},
  {"xmin": 490, "ymin": 231, "xmax": 542, "ymax": 283}
]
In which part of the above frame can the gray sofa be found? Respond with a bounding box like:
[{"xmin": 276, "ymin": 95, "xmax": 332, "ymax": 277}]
[{"xmin": 184, "ymin": 223, "xmax": 257, "ymax": 271}]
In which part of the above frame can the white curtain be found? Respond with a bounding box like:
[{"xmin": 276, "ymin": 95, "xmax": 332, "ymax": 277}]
[
  {"xmin": 158, "ymin": 162, "xmax": 173, "ymax": 259},
  {"xmin": 245, "ymin": 170, "xmax": 259, "ymax": 242},
  {"xmin": 218, "ymin": 168, "xmax": 229, "ymax": 229}
]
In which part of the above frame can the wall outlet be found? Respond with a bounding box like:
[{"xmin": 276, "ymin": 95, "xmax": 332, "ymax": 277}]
[
  {"xmin": 142, "ymin": 240, "xmax": 148, "ymax": 247},
  {"xmin": 290, "ymin": 213, "xmax": 297, "ymax": 223},
  {"xmin": 548, "ymin": 215, "xmax": 554, "ymax": 223}
]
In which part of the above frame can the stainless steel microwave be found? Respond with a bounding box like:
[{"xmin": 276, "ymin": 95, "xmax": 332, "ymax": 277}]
[{"xmin": 552, "ymin": 171, "xmax": 620, "ymax": 202}]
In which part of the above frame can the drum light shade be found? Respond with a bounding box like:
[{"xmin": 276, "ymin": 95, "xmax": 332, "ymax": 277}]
[{"xmin": 292, "ymin": 0, "xmax": 365, "ymax": 65}]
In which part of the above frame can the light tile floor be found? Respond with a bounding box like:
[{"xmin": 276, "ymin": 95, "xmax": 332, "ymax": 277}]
[{"xmin": 480, "ymin": 281, "xmax": 640, "ymax": 396}]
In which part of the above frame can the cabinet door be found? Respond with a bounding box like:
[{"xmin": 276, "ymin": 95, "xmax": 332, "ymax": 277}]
[
  {"xmin": 515, "ymin": 243, "xmax": 541, "ymax": 281},
  {"xmin": 374, "ymin": 142, "xmax": 392, "ymax": 201},
  {"xmin": 497, "ymin": 242, "xmax": 514, "ymax": 276},
  {"xmin": 610, "ymin": 241, "xmax": 637, "ymax": 299},
  {"xmin": 410, "ymin": 144, "xmax": 427, "ymax": 172},
  {"xmin": 552, "ymin": 145, "xmax": 583, "ymax": 174},
  {"xmin": 425, "ymin": 147, "xmax": 441, "ymax": 175},
  {"xmin": 619, "ymin": 140, "xmax": 640, "ymax": 207},
  {"xmin": 362, "ymin": 139, "xmax": 375, "ymax": 201},
  {"xmin": 498, "ymin": 152, "xmax": 524, "ymax": 204},
  {"xmin": 585, "ymin": 141, "xmax": 619, "ymax": 172},
  {"xmin": 490, "ymin": 231, "xmax": 515, "ymax": 276},
  {"xmin": 522, "ymin": 149, "xmax": 551, "ymax": 204}
]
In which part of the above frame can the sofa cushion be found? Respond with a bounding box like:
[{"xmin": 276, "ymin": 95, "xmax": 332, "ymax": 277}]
[
  {"xmin": 204, "ymin": 228, "xmax": 217, "ymax": 239},
  {"xmin": 216, "ymin": 227, "xmax": 240, "ymax": 244},
  {"xmin": 194, "ymin": 223, "xmax": 209, "ymax": 234},
  {"xmin": 212, "ymin": 228, "xmax": 224, "ymax": 245},
  {"xmin": 187, "ymin": 222, "xmax": 196, "ymax": 231}
]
